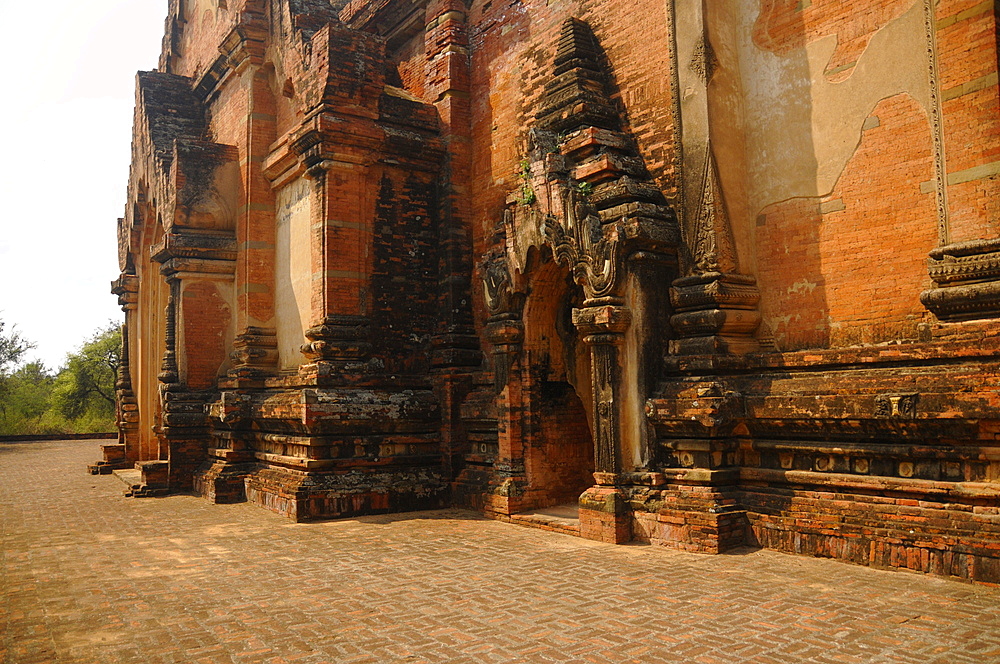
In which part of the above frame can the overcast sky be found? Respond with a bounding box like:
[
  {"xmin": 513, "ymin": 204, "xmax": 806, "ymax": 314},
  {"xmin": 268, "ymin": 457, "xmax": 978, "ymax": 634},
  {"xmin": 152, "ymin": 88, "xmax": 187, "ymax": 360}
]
[{"xmin": 0, "ymin": 0, "xmax": 166, "ymax": 370}]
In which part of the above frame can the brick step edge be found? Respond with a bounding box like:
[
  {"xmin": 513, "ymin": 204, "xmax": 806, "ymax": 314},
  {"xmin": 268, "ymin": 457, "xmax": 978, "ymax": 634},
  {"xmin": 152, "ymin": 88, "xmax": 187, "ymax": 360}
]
[
  {"xmin": 508, "ymin": 514, "xmax": 582, "ymax": 537},
  {"xmin": 87, "ymin": 461, "xmax": 129, "ymax": 475}
]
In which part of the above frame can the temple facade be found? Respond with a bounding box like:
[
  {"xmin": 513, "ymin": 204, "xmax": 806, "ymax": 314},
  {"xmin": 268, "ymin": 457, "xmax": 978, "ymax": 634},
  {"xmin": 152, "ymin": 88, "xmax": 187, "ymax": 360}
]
[{"xmin": 98, "ymin": 0, "xmax": 1000, "ymax": 583}]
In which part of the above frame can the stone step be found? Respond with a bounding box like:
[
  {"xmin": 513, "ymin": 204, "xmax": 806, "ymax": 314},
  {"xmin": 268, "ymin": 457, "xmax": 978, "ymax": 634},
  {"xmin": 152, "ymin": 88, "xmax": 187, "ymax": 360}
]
[
  {"xmin": 510, "ymin": 503, "xmax": 581, "ymax": 537},
  {"xmin": 112, "ymin": 468, "xmax": 141, "ymax": 486},
  {"xmin": 113, "ymin": 467, "xmax": 170, "ymax": 497}
]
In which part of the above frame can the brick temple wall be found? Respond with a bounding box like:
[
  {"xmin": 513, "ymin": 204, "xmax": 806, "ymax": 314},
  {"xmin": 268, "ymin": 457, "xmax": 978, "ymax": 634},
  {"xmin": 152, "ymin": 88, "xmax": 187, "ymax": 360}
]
[{"xmin": 108, "ymin": 0, "xmax": 1000, "ymax": 584}]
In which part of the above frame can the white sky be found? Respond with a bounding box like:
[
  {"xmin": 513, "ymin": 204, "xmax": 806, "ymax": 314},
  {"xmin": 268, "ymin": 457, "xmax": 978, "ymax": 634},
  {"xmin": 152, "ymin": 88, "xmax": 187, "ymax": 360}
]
[{"xmin": 0, "ymin": 0, "xmax": 166, "ymax": 370}]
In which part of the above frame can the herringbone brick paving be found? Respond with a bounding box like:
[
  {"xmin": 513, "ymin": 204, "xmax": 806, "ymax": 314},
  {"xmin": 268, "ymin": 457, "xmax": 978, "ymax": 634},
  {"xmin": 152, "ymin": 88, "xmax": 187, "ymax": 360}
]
[{"xmin": 2, "ymin": 440, "xmax": 999, "ymax": 663}]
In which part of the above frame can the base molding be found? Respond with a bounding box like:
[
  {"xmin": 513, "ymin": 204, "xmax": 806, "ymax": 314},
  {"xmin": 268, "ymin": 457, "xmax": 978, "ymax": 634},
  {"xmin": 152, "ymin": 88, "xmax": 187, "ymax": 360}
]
[
  {"xmin": 243, "ymin": 466, "xmax": 449, "ymax": 522},
  {"xmin": 192, "ymin": 460, "xmax": 255, "ymax": 504},
  {"xmin": 741, "ymin": 485, "xmax": 1000, "ymax": 584},
  {"xmin": 579, "ymin": 486, "xmax": 632, "ymax": 544},
  {"xmin": 87, "ymin": 444, "xmax": 129, "ymax": 475},
  {"xmin": 632, "ymin": 507, "xmax": 747, "ymax": 554}
]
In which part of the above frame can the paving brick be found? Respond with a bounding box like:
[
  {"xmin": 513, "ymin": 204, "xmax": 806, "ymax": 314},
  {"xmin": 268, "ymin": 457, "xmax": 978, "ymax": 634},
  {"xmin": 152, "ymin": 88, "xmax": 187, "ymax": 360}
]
[{"xmin": 3, "ymin": 440, "xmax": 1000, "ymax": 663}]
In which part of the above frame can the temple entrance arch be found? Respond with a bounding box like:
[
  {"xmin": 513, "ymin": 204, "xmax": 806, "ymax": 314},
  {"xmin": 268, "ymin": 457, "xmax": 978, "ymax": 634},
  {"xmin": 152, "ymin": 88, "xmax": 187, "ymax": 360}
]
[
  {"xmin": 462, "ymin": 16, "xmax": 680, "ymax": 540},
  {"xmin": 514, "ymin": 250, "xmax": 595, "ymax": 510},
  {"xmin": 472, "ymin": 238, "xmax": 604, "ymax": 517}
]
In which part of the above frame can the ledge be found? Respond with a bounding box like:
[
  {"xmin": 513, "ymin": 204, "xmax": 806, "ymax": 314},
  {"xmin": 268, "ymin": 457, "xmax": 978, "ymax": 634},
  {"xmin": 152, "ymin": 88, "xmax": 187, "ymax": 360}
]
[{"xmin": 741, "ymin": 467, "xmax": 1000, "ymax": 501}]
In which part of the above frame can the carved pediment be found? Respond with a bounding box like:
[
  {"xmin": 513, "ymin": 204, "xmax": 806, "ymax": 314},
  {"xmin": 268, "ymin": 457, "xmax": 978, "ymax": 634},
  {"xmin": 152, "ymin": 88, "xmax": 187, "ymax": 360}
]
[{"xmin": 493, "ymin": 16, "xmax": 678, "ymax": 306}]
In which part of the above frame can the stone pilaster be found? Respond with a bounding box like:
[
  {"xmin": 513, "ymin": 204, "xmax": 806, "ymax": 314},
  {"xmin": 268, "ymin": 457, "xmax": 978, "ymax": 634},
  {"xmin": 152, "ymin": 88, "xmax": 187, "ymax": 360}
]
[
  {"xmin": 918, "ymin": 2, "xmax": 1000, "ymax": 322},
  {"xmin": 666, "ymin": 1, "xmax": 760, "ymax": 356},
  {"xmin": 147, "ymin": 226, "xmax": 236, "ymax": 493},
  {"xmin": 227, "ymin": 326, "xmax": 278, "ymax": 384},
  {"xmin": 112, "ymin": 274, "xmax": 140, "ymax": 464},
  {"xmin": 574, "ymin": 304, "xmax": 633, "ymax": 544},
  {"xmin": 477, "ymin": 254, "xmax": 529, "ymax": 517}
]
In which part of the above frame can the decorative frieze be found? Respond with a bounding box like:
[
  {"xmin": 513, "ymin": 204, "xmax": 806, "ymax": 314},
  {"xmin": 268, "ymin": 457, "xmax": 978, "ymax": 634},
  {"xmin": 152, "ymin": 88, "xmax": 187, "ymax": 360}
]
[{"xmin": 921, "ymin": 238, "xmax": 1000, "ymax": 320}]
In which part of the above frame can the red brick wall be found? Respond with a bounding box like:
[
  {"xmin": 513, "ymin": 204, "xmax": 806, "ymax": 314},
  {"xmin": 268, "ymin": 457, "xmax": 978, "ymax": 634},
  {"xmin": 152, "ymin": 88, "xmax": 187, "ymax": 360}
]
[
  {"xmin": 756, "ymin": 94, "xmax": 938, "ymax": 350},
  {"xmin": 182, "ymin": 281, "xmax": 232, "ymax": 390},
  {"xmin": 170, "ymin": 0, "xmax": 242, "ymax": 79},
  {"xmin": 370, "ymin": 171, "xmax": 441, "ymax": 374},
  {"xmin": 584, "ymin": 0, "xmax": 677, "ymax": 198},
  {"xmin": 936, "ymin": 0, "xmax": 1000, "ymax": 242},
  {"xmin": 391, "ymin": 28, "xmax": 428, "ymax": 99}
]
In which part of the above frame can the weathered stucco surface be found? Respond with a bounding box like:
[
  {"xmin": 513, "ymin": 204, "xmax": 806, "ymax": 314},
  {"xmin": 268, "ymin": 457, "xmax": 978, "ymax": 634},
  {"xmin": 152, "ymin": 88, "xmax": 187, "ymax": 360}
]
[
  {"xmin": 736, "ymin": 0, "xmax": 931, "ymax": 217},
  {"xmin": 274, "ymin": 178, "xmax": 312, "ymax": 370}
]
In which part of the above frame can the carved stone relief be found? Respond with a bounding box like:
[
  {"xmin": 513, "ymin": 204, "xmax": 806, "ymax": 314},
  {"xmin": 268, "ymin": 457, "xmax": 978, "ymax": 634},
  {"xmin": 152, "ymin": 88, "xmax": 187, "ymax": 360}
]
[{"xmin": 874, "ymin": 393, "xmax": 919, "ymax": 419}]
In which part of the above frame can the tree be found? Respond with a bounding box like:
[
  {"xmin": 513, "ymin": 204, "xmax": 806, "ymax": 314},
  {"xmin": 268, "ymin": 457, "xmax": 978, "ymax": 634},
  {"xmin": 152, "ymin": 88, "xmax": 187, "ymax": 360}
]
[
  {"xmin": 52, "ymin": 323, "xmax": 121, "ymax": 424},
  {"xmin": 0, "ymin": 318, "xmax": 35, "ymax": 417},
  {"xmin": 0, "ymin": 362, "xmax": 56, "ymax": 434},
  {"xmin": 0, "ymin": 322, "xmax": 50, "ymax": 434},
  {"xmin": 0, "ymin": 321, "xmax": 122, "ymax": 435},
  {"xmin": 0, "ymin": 318, "xmax": 33, "ymax": 377}
]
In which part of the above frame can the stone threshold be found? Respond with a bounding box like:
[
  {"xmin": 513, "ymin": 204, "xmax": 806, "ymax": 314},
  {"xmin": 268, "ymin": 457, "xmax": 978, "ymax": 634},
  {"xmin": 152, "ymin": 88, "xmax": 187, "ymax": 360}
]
[
  {"xmin": 509, "ymin": 503, "xmax": 581, "ymax": 537},
  {"xmin": 112, "ymin": 468, "xmax": 142, "ymax": 486}
]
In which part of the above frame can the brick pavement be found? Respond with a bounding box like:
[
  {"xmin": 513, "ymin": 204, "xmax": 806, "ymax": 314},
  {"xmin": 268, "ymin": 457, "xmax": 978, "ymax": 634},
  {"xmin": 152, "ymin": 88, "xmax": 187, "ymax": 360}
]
[{"xmin": 2, "ymin": 439, "xmax": 999, "ymax": 664}]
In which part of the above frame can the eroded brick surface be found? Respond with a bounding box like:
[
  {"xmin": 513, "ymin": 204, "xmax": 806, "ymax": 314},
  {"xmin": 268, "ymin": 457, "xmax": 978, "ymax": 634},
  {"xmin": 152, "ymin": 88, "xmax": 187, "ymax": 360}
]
[{"xmin": 7, "ymin": 440, "xmax": 1000, "ymax": 663}]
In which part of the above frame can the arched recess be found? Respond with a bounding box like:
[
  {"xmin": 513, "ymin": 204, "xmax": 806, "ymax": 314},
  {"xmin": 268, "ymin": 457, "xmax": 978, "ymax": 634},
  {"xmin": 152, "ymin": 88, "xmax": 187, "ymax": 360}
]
[
  {"xmin": 135, "ymin": 210, "xmax": 168, "ymax": 462},
  {"xmin": 518, "ymin": 252, "xmax": 596, "ymax": 508}
]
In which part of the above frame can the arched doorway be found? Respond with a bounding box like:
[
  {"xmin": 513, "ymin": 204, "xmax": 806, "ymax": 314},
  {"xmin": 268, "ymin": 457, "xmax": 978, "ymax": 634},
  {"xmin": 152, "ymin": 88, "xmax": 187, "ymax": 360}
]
[{"xmin": 516, "ymin": 254, "xmax": 595, "ymax": 509}]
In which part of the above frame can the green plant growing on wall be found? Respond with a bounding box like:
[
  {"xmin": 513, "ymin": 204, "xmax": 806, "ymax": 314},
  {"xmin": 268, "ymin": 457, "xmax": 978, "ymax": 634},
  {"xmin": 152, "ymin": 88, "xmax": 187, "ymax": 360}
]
[
  {"xmin": 516, "ymin": 158, "xmax": 536, "ymax": 206},
  {"xmin": 575, "ymin": 180, "xmax": 593, "ymax": 196}
]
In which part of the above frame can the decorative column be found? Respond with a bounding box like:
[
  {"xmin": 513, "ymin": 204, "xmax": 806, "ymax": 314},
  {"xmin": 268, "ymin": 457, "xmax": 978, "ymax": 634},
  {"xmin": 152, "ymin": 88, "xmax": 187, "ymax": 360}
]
[
  {"xmin": 158, "ymin": 275, "xmax": 180, "ymax": 387},
  {"xmin": 573, "ymin": 305, "xmax": 630, "ymax": 478},
  {"xmin": 574, "ymin": 303, "xmax": 633, "ymax": 544},
  {"xmin": 113, "ymin": 273, "xmax": 139, "ymax": 461},
  {"xmin": 137, "ymin": 273, "xmax": 180, "ymax": 493},
  {"xmin": 125, "ymin": 272, "xmax": 179, "ymax": 495},
  {"xmin": 89, "ymin": 273, "xmax": 141, "ymax": 475},
  {"xmin": 481, "ymin": 256, "xmax": 528, "ymax": 517}
]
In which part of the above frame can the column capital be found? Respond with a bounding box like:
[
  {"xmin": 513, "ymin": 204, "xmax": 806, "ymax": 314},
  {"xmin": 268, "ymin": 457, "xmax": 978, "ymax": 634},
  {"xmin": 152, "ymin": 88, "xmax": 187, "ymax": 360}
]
[
  {"xmin": 111, "ymin": 273, "xmax": 139, "ymax": 312},
  {"xmin": 572, "ymin": 304, "xmax": 632, "ymax": 337}
]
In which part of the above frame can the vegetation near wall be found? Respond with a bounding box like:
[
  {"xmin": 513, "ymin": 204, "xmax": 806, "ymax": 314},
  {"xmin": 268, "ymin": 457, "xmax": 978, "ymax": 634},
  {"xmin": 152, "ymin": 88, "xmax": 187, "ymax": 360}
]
[{"xmin": 0, "ymin": 320, "xmax": 121, "ymax": 435}]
